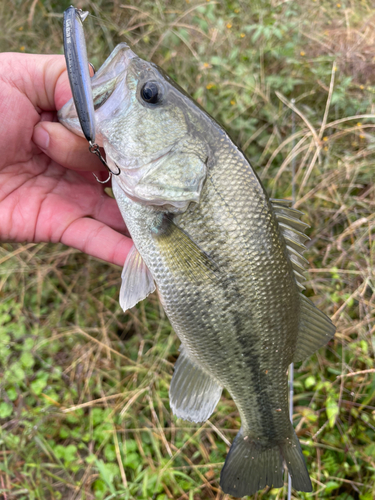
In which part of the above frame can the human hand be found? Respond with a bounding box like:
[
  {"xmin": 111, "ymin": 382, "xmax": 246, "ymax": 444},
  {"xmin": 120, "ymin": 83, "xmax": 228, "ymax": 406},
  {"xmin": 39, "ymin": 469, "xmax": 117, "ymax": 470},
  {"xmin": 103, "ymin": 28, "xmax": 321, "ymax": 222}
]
[{"xmin": 0, "ymin": 52, "xmax": 132, "ymax": 266}]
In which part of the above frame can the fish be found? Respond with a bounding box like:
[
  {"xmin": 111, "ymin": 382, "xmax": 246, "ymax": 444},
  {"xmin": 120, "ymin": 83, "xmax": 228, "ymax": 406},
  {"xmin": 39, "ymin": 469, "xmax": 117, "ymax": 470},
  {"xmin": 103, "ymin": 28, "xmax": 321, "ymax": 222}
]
[{"xmin": 58, "ymin": 42, "xmax": 336, "ymax": 497}]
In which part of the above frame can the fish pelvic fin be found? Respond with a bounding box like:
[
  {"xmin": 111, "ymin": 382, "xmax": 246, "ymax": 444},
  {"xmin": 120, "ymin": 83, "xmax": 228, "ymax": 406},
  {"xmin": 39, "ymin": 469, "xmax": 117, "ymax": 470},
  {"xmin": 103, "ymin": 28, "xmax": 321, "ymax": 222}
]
[
  {"xmin": 119, "ymin": 244, "xmax": 155, "ymax": 312},
  {"xmin": 220, "ymin": 425, "xmax": 312, "ymax": 497},
  {"xmin": 169, "ymin": 346, "xmax": 222, "ymax": 423},
  {"xmin": 293, "ymin": 294, "xmax": 336, "ymax": 363}
]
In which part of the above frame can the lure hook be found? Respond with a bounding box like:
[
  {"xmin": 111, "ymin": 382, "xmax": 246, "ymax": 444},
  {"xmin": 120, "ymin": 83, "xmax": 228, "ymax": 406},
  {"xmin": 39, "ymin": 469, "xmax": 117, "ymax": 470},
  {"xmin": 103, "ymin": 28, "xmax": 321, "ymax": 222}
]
[
  {"xmin": 88, "ymin": 141, "xmax": 121, "ymax": 183},
  {"xmin": 92, "ymin": 172, "xmax": 111, "ymax": 184}
]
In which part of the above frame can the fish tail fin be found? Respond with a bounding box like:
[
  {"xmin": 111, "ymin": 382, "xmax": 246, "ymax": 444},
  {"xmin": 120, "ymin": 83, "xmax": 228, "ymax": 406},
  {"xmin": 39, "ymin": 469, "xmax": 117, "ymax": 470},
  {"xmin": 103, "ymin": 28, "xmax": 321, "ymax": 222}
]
[
  {"xmin": 279, "ymin": 424, "xmax": 312, "ymax": 492},
  {"xmin": 220, "ymin": 426, "xmax": 312, "ymax": 497},
  {"xmin": 220, "ymin": 428, "xmax": 283, "ymax": 497}
]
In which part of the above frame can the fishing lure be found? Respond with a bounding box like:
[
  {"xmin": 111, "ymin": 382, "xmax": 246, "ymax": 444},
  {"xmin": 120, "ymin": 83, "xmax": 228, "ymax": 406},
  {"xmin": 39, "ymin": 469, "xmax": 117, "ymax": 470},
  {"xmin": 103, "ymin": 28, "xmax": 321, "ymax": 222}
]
[{"xmin": 63, "ymin": 5, "xmax": 120, "ymax": 182}]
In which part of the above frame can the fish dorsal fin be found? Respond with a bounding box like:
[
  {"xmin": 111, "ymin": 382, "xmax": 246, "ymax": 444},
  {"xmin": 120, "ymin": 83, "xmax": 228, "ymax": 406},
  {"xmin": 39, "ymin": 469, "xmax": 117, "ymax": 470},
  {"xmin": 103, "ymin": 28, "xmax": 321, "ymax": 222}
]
[
  {"xmin": 169, "ymin": 345, "xmax": 223, "ymax": 423},
  {"xmin": 119, "ymin": 244, "xmax": 156, "ymax": 312},
  {"xmin": 270, "ymin": 199, "xmax": 310, "ymax": 290},
  {"xmin": 293, "ymin": 295, "xmax": 336, "ymax": 362},
  {"xmin": 270, "ymin": 199, "xmax": 336, "ymax": 360},
  {"xmin": 152, "ymin": 215, "xmax": 218, "ymax": 283}
]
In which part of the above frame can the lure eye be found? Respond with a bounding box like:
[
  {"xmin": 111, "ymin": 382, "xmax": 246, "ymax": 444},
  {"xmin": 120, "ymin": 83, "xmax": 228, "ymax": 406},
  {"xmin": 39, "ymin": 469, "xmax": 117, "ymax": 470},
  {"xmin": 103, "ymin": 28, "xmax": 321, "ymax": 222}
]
[{"xmin": 141, "ymin": 82, "xmax": 160, "ymax": 104}]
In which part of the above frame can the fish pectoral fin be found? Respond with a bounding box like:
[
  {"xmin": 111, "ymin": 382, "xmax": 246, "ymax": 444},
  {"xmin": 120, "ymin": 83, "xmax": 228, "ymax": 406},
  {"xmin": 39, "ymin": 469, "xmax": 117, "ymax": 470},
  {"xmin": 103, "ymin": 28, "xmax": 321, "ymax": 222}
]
[
  {"xmin": 169, "ymin": 346, "xmax": 222, "ymax": 423},
  {"xmin": 152, "ymin": 215, "xmax": 218, "ymax": 283},
  {"xmin": 119, "ymin": 244, "xmax": 156, "ymax": 312},
  {"xmin": 293, "ymin": 295, "xmax": 336, "ymax": 363}
]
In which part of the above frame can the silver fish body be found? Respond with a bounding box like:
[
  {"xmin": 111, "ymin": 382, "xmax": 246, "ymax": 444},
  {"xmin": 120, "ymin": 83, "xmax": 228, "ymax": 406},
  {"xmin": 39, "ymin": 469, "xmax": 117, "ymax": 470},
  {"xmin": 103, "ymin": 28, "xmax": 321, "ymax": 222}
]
[{"xmin": 59, "ymin": 43, "xmax": 335, "ymax": 496}]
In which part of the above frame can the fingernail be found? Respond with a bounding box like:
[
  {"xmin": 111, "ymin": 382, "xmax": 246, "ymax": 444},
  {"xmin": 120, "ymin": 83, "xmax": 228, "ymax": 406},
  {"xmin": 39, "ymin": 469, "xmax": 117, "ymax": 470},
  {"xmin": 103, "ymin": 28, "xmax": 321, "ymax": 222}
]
[{"xmin": 33, "ymin": 126, "xmax": 50, "ymax": 150}]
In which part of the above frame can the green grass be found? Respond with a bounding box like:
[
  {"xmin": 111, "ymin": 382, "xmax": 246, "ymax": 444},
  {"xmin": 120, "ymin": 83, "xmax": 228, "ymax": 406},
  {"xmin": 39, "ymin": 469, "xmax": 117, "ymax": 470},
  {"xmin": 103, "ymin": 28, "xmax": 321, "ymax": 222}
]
[{"xmin": 1, "ymin": 0, "xmax": 375, "ymax": 499}]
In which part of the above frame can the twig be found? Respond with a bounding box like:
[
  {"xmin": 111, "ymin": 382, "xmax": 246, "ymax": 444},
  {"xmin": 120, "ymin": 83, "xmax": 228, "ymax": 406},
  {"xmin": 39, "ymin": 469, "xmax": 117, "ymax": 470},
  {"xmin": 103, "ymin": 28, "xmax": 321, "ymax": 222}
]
[
  {"xmin": 337, "ymin": 369, "xmax": 375, "ymax": 379},
  {"xmin": 275, "ymin": 92, "xmax": 321, "ymax": 153},
  {"xmin": 0, "ymin": 474, "xmax": 7, "ymax": 500},
  {"xmin": 331, "ymin": 280, "xmax": 367, "ymax": 322},
  {"xmin": 112, "ymin": 420, "xmax": 128, "ymax": 488},
  {"xmin": 318, "ymin": 62, "xmax": 336, "ymax": 141},
  {"xmin": 0, "ymin": 243, "xmax": 36, "ymax": 266},
  {"xmin": 62, "ymin": 391, "xmax": 129, "ymax": 413},
  {"xmin": 147, "ymin": 393, "xmax": 173, "ymax": 457},
  {"xmin": 206, "ymin": 420, "xmax": 231, "ymax": 447},
  {"xmin": 120, "ymin": 387, "xmax": 148, "ymax": 417},
  {"xmin": 326, "ymin": 476, "xmax": 364, "ymax": 487},
  {"xmin": 28, "ymin": 0, "xmax": 39, "ymax": 28}
]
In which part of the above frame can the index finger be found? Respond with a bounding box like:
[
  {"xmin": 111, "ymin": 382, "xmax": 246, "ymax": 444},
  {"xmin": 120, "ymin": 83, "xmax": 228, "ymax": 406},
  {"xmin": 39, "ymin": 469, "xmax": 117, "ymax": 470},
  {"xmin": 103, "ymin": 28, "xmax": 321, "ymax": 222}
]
[{"xmin": 2, "ymin": 53, "xmax": 72, "ymax": 111}]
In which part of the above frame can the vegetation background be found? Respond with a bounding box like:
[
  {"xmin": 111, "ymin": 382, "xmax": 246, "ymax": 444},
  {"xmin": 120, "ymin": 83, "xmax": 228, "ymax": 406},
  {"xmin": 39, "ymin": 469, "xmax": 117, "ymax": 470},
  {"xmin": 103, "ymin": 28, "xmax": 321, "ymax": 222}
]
[{"xmin": 1, "ymin": 0, "xmax": 375, "ymax": 499}]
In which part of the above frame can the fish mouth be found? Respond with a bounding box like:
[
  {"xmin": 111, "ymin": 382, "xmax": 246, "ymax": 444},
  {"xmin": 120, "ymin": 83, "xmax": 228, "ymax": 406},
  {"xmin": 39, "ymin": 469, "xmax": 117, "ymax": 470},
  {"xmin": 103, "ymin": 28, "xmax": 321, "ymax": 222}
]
[
  {"xmin": 58, "ymin": 42, "xmax": 206, "ymax": 212},
  {"xmin": 58, "ymin": 42, "xmax": 136, "ymax": 144}
]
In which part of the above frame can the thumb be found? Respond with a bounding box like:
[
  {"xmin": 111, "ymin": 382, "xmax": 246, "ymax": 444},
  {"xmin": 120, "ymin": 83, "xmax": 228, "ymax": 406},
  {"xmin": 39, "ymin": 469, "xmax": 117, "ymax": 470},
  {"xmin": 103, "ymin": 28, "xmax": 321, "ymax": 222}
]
[
  {"xmin": 33, "ymin": 121, "xmax": 103, "ymax": 171},
  {"xmin": 22, "ymin": 53, "xmax": 103, "ymax": 171}
]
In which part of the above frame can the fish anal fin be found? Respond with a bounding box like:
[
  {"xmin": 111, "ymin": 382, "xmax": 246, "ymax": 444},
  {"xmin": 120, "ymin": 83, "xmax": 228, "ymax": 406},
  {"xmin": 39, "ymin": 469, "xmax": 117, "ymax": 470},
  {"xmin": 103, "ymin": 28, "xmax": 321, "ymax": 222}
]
[
  {"xmin": 152, "ymin": 215, "xmax": 218, "ymax": 283},
  {"xmin": 294, "ymin": 295, "xmax": 336, "ymax": 363},
  {"xmin": 120, "ymin": 244, "xmax": 155, "ymax": 312},
  {"xmin": 169, "ymin": 346, "xmax": 222, "ymax": 423}
]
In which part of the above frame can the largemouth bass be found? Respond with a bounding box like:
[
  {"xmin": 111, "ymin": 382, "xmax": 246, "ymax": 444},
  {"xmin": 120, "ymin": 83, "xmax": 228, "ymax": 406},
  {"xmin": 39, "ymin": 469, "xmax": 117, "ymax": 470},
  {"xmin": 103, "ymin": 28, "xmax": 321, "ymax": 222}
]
[{"xmin": 58, "ymin": 43, "xmax": 335, "ymax": 496}]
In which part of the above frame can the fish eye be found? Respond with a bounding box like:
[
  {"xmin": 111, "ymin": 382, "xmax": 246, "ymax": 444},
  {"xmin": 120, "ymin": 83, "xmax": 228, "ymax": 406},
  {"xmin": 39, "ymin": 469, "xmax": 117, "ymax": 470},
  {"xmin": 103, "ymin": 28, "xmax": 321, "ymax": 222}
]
[{"xmin": 140, "ymin": 81, "xmax": 160, "ymax": 104}]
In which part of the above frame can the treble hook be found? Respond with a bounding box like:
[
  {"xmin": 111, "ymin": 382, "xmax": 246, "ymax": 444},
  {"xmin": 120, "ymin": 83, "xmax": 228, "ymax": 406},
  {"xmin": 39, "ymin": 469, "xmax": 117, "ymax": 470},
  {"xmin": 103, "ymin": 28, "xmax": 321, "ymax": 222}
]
[{"xmin": 89, "ymin": 141, "xmax": 121, "ymax": 184}]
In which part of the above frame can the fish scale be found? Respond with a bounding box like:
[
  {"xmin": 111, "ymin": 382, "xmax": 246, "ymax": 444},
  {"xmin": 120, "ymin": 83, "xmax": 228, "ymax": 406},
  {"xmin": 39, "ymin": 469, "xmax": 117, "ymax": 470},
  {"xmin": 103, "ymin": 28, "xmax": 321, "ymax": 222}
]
[{"xmin": 59, "ymin": 41, "xmax": 335, "ymax": 496}]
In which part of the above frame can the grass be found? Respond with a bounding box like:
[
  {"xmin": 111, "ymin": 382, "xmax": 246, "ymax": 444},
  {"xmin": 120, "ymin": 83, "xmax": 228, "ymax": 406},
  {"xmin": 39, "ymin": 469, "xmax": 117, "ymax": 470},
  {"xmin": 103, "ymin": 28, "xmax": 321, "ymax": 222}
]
[{"xmin": 1, "ymin": 0, "xmax": 375, "ymax": 499}]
